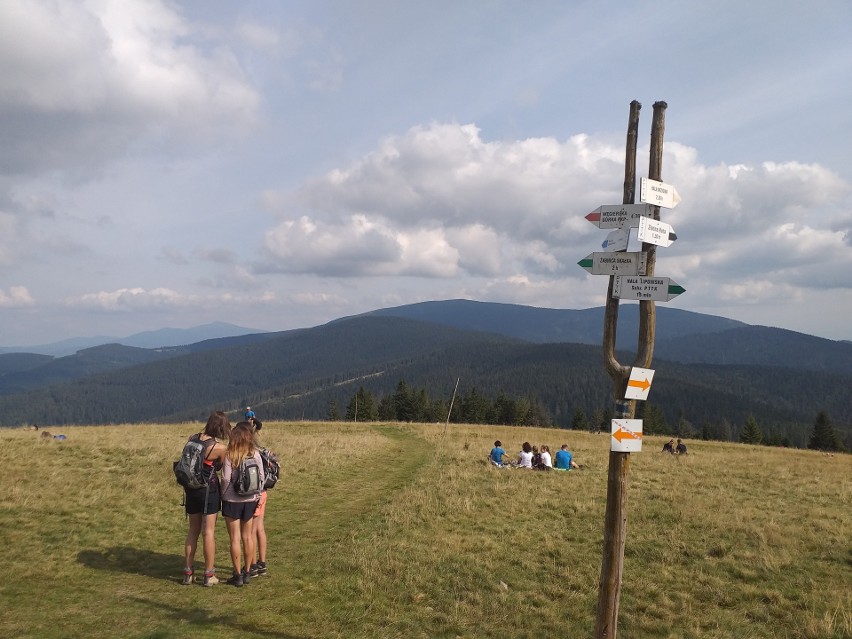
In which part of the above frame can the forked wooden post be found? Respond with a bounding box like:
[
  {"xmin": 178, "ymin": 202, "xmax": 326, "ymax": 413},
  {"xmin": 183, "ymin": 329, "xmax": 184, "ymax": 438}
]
[{"xmin": 594, "ymin": 101, "xmax": 668, "ymax": 638}]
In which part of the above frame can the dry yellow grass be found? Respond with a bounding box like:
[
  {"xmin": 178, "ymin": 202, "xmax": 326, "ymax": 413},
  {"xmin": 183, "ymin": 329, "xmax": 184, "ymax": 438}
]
[{"xmin": 0, "ymin": 422, "xmax": 849, "ymax": 638}]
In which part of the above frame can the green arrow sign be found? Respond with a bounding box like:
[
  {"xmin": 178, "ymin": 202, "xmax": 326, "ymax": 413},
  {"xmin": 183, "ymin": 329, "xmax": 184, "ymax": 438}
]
[
  {"xmin": 613, "ymin": 276, "xmax": 686, "ymax": 302},
  {"xmin": 578, "ymin": 252, "xmax": 647, "ymax": 276}
]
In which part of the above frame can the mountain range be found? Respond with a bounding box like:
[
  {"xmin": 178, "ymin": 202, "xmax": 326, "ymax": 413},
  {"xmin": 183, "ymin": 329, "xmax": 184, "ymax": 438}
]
[
  {"xmin": 0, "ymin": 321, "xmax": 265, "ymax": 357},
  {"xmin": 1, "ymin": 300, "xmax": 849, "ymax": 446}
]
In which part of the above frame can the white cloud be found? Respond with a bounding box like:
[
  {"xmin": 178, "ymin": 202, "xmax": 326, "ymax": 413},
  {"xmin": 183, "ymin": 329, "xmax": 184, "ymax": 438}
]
[
  {"xmin": 263, "ymin": 215, "xmax": 399, "ymax": 276},
  {"xmin": 69, "ymin": 287, "xmax": 187, "ymax": 310},
  {"xmin": 0, "ymin": 286, "xmax": 35, "ymax": 307},
  {"xmin": 0, "ymin": 0, "xmax": 260, "ymax": 175},
  {"xmin": 445, "ymin": 225, "xmax": 502, "ymax": 276},
  {"xmin": 65, "ymin": 286, "xmax": 277, "ymax": 311},
  {"xmin": 256, "ymin": 121, "xmax": 852, "ymax": 321},
  {"xmin": 260, "ymin": 123, "xmax": 630, "ymax": 278},
  {"xmin": 295, "ymin": 124, "xmax": 621, "ymax": 243}
]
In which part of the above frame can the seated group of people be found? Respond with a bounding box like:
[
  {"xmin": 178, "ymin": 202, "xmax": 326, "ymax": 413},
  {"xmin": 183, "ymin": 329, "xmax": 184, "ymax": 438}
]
[
  {"xmin": 489, "ymin": 440, "xmax": 580, "ymax": 470},
  {"xmin": 662, "ymin": 438, "xmax": 688, "ymax": 454}
]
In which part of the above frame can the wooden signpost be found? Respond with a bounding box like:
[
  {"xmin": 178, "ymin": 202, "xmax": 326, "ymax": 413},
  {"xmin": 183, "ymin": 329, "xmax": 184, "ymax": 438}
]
[{"xmin": 578, "ymin": 100, "xmax": 684, "ymax": 639}]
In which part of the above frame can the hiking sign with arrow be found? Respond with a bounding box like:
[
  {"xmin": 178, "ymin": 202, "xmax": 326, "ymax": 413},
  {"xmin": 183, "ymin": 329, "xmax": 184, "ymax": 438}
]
[
  {"xmin": 624, "ymin": 367, "xmax": 654, "ymax": 401},
  {"xmin": 611, "ymin": 419, "xmax": 643, "ymax": 453},
  {"xmin": 637, "ymin": 216, "xmax": 677, "ymax": 248}
]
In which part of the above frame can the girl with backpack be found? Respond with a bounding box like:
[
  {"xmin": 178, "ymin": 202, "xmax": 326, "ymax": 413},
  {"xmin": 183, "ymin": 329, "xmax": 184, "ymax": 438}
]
[
  {"xmin": 221, "ymin": 421, "xmax": 265, "ymax": 586},
  {"xmin": 250, "ymin": 421, "xmax": 277, "ymax": 579},
  {"xmin": 182, "ymin": 411, "xmax": 231, "ymax": 587}
]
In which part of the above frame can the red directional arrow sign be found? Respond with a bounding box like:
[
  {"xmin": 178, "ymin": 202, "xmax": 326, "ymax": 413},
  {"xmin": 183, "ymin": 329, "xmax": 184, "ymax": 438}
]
[{"xmin": 586, "ymin": 203, "xmax": 654, "ymax": 229}]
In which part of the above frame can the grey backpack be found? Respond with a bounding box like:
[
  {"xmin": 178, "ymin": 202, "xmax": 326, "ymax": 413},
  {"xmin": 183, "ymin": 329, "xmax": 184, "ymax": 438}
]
[
  {"xmin": 233, "ymin": 454, "xmax": 262, "ymax": 496},
  {"xmin": 173, "ymin": 435, "xmax": 213, "ymax": 490}
]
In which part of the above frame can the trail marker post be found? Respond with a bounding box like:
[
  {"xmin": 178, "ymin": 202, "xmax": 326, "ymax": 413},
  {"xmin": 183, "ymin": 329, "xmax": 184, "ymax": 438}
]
[{"xmin": 586, "ymin": 100, "xmax": 681, "ymax": 638}]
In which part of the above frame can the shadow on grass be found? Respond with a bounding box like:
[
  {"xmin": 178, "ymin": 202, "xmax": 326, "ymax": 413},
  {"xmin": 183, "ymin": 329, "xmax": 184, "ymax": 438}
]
[
  {"xmin": 77, "ymin": 546, "xmax": 182, "ymax": 582},
  {"xmin": 125, "ymin": 595, "xmax": 310, "ymax": 639}
]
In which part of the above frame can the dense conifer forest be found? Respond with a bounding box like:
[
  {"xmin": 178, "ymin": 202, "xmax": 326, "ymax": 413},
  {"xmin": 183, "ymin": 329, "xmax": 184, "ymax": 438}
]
[{"xmin": 1, "ymin": 305, "xmax": 849, "ymax": 451}]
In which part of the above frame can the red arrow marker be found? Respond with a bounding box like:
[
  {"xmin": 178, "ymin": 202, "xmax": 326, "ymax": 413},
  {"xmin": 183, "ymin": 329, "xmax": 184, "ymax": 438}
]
[{"xmin": 586, "ymin": 210, "xmax": 601, "ymax": 223}]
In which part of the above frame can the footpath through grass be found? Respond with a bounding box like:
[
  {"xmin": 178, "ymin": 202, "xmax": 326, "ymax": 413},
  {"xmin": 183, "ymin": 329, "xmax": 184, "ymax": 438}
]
[
  {"xmin": 1, "ymin": 423, "xmax": 433, "ymax": 639},
  {"xmin": 1, "ymin": 422, "xmax": 850, "ymax": 639}
]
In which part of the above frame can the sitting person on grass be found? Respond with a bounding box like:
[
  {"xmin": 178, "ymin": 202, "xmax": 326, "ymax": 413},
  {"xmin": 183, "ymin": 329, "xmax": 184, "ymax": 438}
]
[
  {"xmin": 517, "ymin": 442, "xmax": 534, "ymax": 469},
  {"xmin": 489, "ymin": 440, "xmax": 507, "ymax": 467},
  {"xmin": 540, "ymin": 445, "xmax": 553, "ymax": 470},
  {"xmin": 554, "ymin": 444, "xmax": 580, "ymax": 470}
]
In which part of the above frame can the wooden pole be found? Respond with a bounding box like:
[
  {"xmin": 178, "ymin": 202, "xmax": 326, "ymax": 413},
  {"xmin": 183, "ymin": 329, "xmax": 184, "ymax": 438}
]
[
  {"xmin": 636, "ymin": 101, "xmax": 667, "ymax": 368},
  {"xmin": 443, "ymin": 377, "xmax": 460, "ymax": 436},
  {"xmin": 594, "ymin": 100, "xmax": 668, "ymax": 638},
  {"xmin": 595, "ymin": 100, "xmax": 640, "ymax": 639}
]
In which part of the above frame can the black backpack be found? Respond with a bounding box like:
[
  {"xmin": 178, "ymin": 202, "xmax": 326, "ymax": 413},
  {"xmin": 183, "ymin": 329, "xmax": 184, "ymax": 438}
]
[
  {"xmin": 233, "ymin": 454, "xmax": 263, "ymax": 496},
  {"xmin": 173, "ymin": 434, "xmax": 215, "ymax": 490},
  {"xmin": 259, "ymin": 447, "xmax": 280, "ymax": 490}
]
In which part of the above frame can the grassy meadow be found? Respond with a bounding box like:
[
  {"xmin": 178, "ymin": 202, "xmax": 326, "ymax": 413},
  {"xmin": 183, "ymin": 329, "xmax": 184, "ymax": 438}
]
[{"xmin": 1, "ymin": 421, "xmax": 849, "ymax": 639}]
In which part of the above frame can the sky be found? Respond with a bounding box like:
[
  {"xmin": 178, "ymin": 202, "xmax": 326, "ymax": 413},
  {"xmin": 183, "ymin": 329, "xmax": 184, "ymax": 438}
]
[{"xmin": 1, "ymin": 0, "xmax": 851, "ymax": 348}]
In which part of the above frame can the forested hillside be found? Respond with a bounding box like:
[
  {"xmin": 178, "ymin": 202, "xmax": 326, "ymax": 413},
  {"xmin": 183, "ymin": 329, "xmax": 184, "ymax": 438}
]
[
  {"xmin": 364, "ymin": 299, "xmax": 748, "ymax": 349},
  {"xmin": 0, "ymin": 332, "xmax": 286, "ymax": 395},
  {"xmin": 1, "ymin": 314, "xmax": 849, "ymax": 449},
  {"xmin": 0, "ymin": 344, "xmax": 178, "ymax": 395},
  {"xmin": 367, "ymin": 299, "xmax": 852, "ymax": 374},
  {"xmin": 0, "ymin": 317, "xmax": 522, "ymax": 425}
]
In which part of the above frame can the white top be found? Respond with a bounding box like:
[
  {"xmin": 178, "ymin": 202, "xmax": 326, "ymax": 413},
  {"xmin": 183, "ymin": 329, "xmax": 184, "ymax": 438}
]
[
  {"xmin": 517, "ymin": 450, "xmax": 533, "ymax": 468},
  {"xmin": 541, "ymin": 451, "xmax": 553, "ymax": 468}
]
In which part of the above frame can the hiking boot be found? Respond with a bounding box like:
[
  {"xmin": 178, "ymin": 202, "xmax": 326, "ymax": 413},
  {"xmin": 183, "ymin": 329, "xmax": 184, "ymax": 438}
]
[
  {"xmin": 242, "ymin": 568, "xmax": 252, "ymax": 585},
  {"xmin": 226, "ymin": 572, "xmax": 243, "ymax": 587},
  {"xmin": 203, "ymin": 573, "xmax": 219, "ymax": 587},
  {"xmin": 181, "ymin": 569, "xmax": 194, "ymax": 586},
  {"xmin": 255, "ymin": 561, "xmax": 267, "ymax": 576}
]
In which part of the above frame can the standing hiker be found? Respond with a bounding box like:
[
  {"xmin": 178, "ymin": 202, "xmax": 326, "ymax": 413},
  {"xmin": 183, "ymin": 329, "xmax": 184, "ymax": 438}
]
[
  {"xmin": 221, "ymin": 422, "xmax": 265, "ymax": 586},
  {"xmin": 182, "ymin": 411, "xmax": 231, "ymax": 586}
]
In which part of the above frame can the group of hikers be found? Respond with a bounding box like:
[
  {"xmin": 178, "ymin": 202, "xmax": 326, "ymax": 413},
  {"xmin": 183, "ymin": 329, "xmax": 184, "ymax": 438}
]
[
  {"xmin": 178, "ymin": 406, "xmax": 276, "ymax": 587},
  {"xmin": 489, "ymin": 440, "xmax": 581, "ymax": 470},
  {"xmin": 662, "ymin": 438, "xmax": 688, "ymax": 454}
]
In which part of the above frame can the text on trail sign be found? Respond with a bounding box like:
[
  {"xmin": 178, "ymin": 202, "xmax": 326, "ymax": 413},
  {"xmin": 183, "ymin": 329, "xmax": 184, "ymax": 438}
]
[
  {"xmin": 640, "ymin": 177, "xmax": 681, "ymax": 209},
  {"xmin": 585, "ymin": 203, "xmax": 654, "ymax": 229},
  {"xmin": 578, "ymin": 252, "xmax": 647, "ymax": 276},
  {"xmin": 612, "ymin": 276, "xmax": 685, "ymax": 301},
  {"xmin": 637, "ymin": 216, "xmax": 677, "ymax": 248},
  {"xmin": 611, "ymin": 419, "xmax": 643, "ymax": 452}
]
